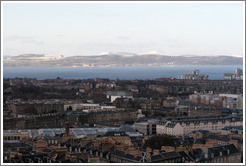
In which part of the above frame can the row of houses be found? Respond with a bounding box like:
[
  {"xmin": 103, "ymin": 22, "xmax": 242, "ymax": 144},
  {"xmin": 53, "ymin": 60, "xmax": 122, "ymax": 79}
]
[
  {"xmin": 133, "ymin": 114, "xmax": 243, "ymax": 136},
  {"xmin": 189, "ymin": 93, "xmax": 243, "ymax": 109},
  {"xmin": 3, "ymin": 130, "xmax": 242, "ymax": 163},
  {"xmin": 157, "ymin": 115, "xmax": 243, "ymax": 136}
]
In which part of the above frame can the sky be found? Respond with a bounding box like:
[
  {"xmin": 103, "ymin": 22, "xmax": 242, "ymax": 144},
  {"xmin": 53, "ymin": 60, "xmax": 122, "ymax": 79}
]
[{"xmin": 2, "ymin": 2, "xmax": 245, "ymax": 57}]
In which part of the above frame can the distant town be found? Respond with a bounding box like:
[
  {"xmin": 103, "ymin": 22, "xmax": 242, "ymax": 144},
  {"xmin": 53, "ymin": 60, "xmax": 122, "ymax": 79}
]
[{"xmin": 3, "ymin": 69, "xmax": 243, "ymax": 163}]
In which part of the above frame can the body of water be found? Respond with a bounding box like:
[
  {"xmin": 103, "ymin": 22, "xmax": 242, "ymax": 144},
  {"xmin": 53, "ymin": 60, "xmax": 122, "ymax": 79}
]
[{"xmin": 3, "ymin": 66, "xmax": 243, "ymax": 80}]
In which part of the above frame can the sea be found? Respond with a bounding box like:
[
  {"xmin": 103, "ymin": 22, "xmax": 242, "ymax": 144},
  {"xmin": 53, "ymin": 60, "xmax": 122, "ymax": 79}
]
[{"xmin": 3, "ymin": 65, "xmax": 243, "ymax": 80}]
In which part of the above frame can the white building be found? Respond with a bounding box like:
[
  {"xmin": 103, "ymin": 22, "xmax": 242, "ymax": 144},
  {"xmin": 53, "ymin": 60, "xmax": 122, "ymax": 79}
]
[{"xmin": 106, "ymin": 91, "xmax": 133, "ymax": 103}]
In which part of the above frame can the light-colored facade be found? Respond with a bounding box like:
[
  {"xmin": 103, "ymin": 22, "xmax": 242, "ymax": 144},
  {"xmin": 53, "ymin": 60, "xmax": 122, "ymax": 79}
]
[
  {"xmin": 158, "ymin": 115, "xmax": 242, "ymax": 134},
  {"xmin": 106, "ymin": 91, "xmax": 133, "ymax": 103},
  {"xmin": 156, "ymin": 121, "xmax": 184, "ymax": 136},
  {"xmin": 219, "ymin": 94, "xmax": 243, "ymax": 109},
  {"xmin": 189, "ymin": 93, "xmax": 243, "ymax": 109}
]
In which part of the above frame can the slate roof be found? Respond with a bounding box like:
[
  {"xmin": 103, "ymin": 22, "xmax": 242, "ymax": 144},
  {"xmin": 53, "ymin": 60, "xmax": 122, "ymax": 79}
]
[
  {"xmin": 191, "ymin": 130, "xmax": 210, "ymax": 134},
  {"xmin": 166, "ymin": 123, "xmax": 175, "ymax": 128},
  {"xmin": 34, "ymin": 136, "xmax": 48, "ymax": 141},
  {"xmin": 111, "ymin": 150, "xmax": 125, "ymax": 157},
  {"xmin": 119, "ymin": 125, "xmax": 135, "ymax": 132},
  {"xmin": 218, "ymin": 135, "xmax": 230, "ymax": 142},
  {"xmin": 84, "ymin": 142, "xmax": 92, "ymax": 150},
  {"xmin": 43, "ymin": 147, "xmax": 52, "ymax": 152},
  {"xmin": 107, "ymin": 91, "xmax": 133, "ymax": 96},
  {"xmin": 151, "ymin": 151, "xmax": 181, "ymax": 162},
  {"xmin": 3, "ymin": 141, "xmax": 32, "ymax": 149},
  {"xmin": 124, "ymin": 154, "xmax": 135, "ymax": 160},
  {"xmin": 111, "ymin": 150, "xmax": 143, "ymax": 163},
  {"xmin": 231, "ymin": 137, "xmax": 243, "ymax": 144},
  {"xmin": 178, "ymin": 151, "xmax": 194, "ymax": 162},
  {"xmin": 103, "ymin": 131, "xmax": 128, "ymax": 137},
  {"xmin": 194, "ymin": 139, "xmax": 206, "ymax": 144},
  {"xmin": 208, "ymin": 144, "xmax": 239, "ymax": 159},
  {"xmin": 206, "ymin": 134, "xmax": 220, "ymax": 140},
  {"xmin": 191, "ymin": 148, "xmax": 206, "ymax": 163}
]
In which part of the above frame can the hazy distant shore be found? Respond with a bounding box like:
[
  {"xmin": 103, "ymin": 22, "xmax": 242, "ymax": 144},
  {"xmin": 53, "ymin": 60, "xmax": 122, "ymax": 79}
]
[{"xmin": 3, "ymin": 54, "xmax": 243, "ymax": 68}]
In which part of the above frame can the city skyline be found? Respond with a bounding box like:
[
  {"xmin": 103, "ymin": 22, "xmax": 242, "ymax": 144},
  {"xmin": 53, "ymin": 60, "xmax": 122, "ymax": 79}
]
[{"xmin": 2, "ymin": 1, "xmax": 245, "ymax": 57}]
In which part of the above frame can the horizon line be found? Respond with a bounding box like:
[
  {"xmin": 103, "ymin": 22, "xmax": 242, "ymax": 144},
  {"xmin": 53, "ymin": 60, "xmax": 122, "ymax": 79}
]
[{"xmin": 3, "ymin": 53, "xmax": 244, "ymax": 58}]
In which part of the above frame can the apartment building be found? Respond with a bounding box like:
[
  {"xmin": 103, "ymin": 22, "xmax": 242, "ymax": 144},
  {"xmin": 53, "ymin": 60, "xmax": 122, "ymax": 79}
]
[
  {"xmin": 189, "ymin": 93, "xmax": 243, "ymax": 109},
  {"xmin": 134, "ymin": 122, "xmax": 156, "ymax": 136},
  {"xmin": 156, "ymin": 121, "xmax": 184, "ymax": 136},
  {"xmin": 157, "ymin": 115, "xmax": 242, "ymax": 135}
]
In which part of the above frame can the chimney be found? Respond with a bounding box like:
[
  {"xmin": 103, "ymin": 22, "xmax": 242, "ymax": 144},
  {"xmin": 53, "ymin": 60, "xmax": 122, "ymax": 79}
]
[
  {"xmin": 153, "ymin": 149, "xmax": 159, "ymax": 155},
  {"xmin": 65, "ymin": 122, "xmax": 69, "ymax": 136},
  {"xmin": 146, "ymin": 147, "xmax": 152, "ymax": 153}
]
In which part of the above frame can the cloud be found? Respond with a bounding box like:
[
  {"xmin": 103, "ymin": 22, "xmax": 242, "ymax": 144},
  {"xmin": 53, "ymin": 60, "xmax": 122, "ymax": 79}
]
[{"xmin": 4, "ymin": 35, "xmax": 45, "ymax": 45}]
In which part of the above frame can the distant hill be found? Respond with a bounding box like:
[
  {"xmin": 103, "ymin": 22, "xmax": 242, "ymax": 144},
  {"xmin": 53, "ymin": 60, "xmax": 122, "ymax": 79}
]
[{"xmin": 3, "ymin": 54, "xmax": 243, "ymax": 67}]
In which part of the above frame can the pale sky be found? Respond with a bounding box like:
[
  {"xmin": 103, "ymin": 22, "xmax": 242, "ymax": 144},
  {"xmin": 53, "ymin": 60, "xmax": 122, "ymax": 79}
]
[{"xmin": 2, "ymin": 2, "xmax": 244, "ymax": 57}]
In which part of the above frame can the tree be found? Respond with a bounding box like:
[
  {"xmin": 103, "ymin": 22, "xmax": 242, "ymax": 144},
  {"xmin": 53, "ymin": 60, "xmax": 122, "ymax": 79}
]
[
  {"xmin": 143, "ymin": 134, "xmax": 175, "ymax": 150},
  {"xmin": 67, "ymin": 106, "xmax": 73, "ymax": 111}
]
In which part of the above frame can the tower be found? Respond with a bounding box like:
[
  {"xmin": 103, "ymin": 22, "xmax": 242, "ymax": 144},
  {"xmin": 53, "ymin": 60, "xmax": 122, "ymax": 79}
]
[
  {"xmin": 235, "ymin": 68, "xmax": 242, "ymax": 77},
  {"xmin": 193, "ymin": 70, "xmax": 199, "ymax": 76}
]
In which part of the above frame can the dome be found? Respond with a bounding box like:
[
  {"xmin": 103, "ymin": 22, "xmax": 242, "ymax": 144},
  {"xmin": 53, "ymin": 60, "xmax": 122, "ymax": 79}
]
[{"xmin": 118, "ymin": 125, "xmax": 135, "ymax": 132}]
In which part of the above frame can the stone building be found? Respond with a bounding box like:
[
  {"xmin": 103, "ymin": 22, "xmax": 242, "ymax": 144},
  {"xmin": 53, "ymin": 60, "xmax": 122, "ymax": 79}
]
[
  {"xmin": 158, "ymin": 115, "xmax": 242, "ymax": 134},
  {"xmin": 9, "ymin": 100, "xmax": 64, "ymax": 115},
  {"xmin": 207, "ymin": 144, "xmax": 241, "ymax": 163},
  {"xmin": 156, "ymin": 121, "xmax": 184, "ymax": 136}
]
